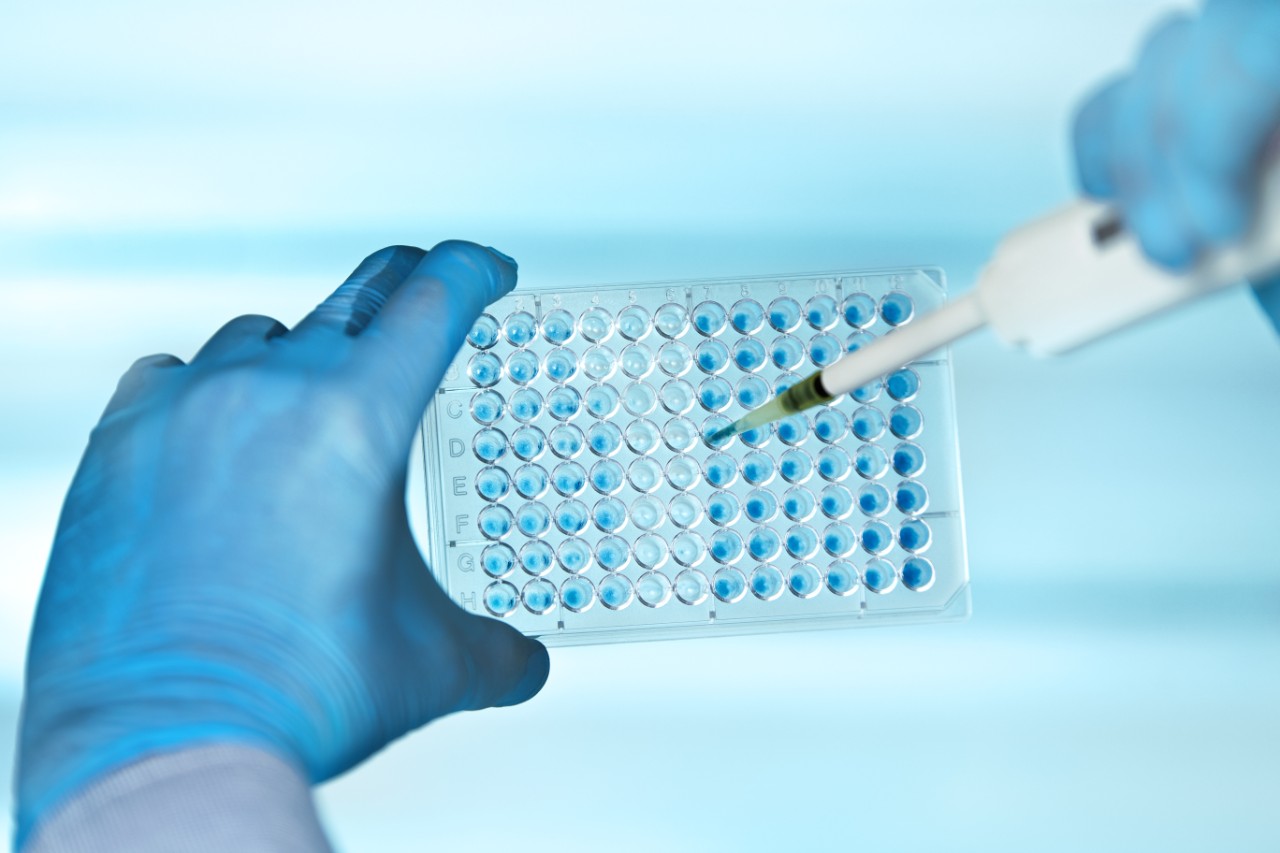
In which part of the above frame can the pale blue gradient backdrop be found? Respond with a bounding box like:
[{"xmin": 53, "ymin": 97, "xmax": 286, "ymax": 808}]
[{"xmin": 3, "ymin": 1, "xmax": 1279, "ymax": 850}]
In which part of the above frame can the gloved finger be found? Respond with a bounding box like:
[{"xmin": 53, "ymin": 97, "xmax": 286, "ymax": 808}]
[
  {"xmin": 100, "ymin": 353, "xmax": 185, "ymax": 420},
  {"xmin": 1113, "ymin": 15, "xmax": 1201, "ymax": 269},
  {"xmin": 191, "ymin": 314, "xmax": 288, "ymax": 363},
  {"xmin": 354, "ymin": 240, "xmax": 517, "ymax": 434},
  {"xmin": 1072, "ymin": 77, "xmax": 1125, "ymax": 199},
  {"xmin": 291, "ymin": 245, "xmax": 428, "ymax": 339},
  {"xmin": 453, "ymin": 611, "xmax": 550, "ymax": 711}
]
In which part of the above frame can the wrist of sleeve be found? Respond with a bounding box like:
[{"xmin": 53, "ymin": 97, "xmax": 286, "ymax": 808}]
[{"xmin": 19, "ymin": 744, "xmax": 334, "ymax": 853}]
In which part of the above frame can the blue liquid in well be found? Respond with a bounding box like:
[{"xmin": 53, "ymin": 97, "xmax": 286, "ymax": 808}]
[
  {"xmin": 544, "ymin": 347, "xmax": 577, "ymax": 383},
  {"xmin": 779, "ymin": 448, "xmax": 814, "ymax": 483},
  {"xmin": 468, "ymin": 352, "xmax": 502, "ymax": 387},
  {"xmin": 478, "ymin": 505, "xmax": 513, "ymax": 539},
  {"xmin": 481, "ymin": 543, "xmax": 516, "ymax": 578},
  {"xmin": 851, "ymin": 406, "xmax": 886, "ymax": 441},
  {"xmin": 861, "ymin": 521, "xmax": 893, "ymax": 555},
  {"xmin": 806, "ymin": 294, "xmax": 839, "ymax": 330},
  {"xmin": 771, "ymin": 335, "xmax": 805, "ymax": 370},
  {"xmin": 736, "ymin": 376, "xmax": 770, "ymax": 409},
  {"xmin": 739, "ymin": 423, "xmax": 773, "ymax": 448},
  {"xmin": 584, "ymin": 384, "xmax": 620, "ymax": 420},
  {"xmin": 551, "ymin": 463, "xmax": 587, "ymax": 498},
  {"xmin": 817, "ymin": 446, "xmax": 852, "ymax": 481},
  {"xmin": 468, "ymin": 313, "xmax": 500, "ymax": 349},
  {"xmin": 852, "ymin": 379, "xmax": 882, "ymax": 404},
  {"xmin": 692, "ymin": 300, "xmax": 728, "ymax": 336},
  {"xmin": 593, "ymin": 497, "xmax": 628, "ymax": 533},
  {"xmin": 595, "ymin": 535, "xmax": 630, "ymax": 571},
  {"xmin": 703, "ymin": 453, "xmax": 739, "ymax": 488},
  {"xmin": 886, "ymin": 368, "xmax": 920, "ymax": 401},
  {"xmin": 731, "ymin": 298, "xmax": 766, "ymax": 334},
  {"xmin": 813, "ymin": 409, "xmax": 848, "ymax": 443},
  {"xmin": 475, "ymin": 466, "xmax": 511, "ymax": 502},
  {"xmin": 842, "ymin": 293, "xmax": 876, "ymax": 329},
  {"xmin": 892, "ymin": 442, "xmax": 926, "ymax": 477},
  {"xmin": 744, "ymin": 488, "xmax": 779, "ymax": 523},
  {"xmin": 516, "ymin": 502, "xmax": 551, "ymax": 537},
  {"xmin": 846, "ymin": 331, "xmax": 874, "ymax": 353},
  {"xmin": 750, "ymin": 564, "xmax": 785, "ymax": 600},
  {"xmin": 520, "ymin": 540, "xmax": 554, "ymax": 575},
  {"xmin": 696, "ymin": 339, "xmax": 730, "ymax": 374},
  {"xmin": 855, "ymin": 445, "xmax": 889, "ymax": 480},
  {"xmin": 550, "ymin": 424, "xmax": 585, "ymax": 459},
  {"xmin": 901, "ymin": 556, "xmax": 936, "ymax": 591},
  {"xmin": 587, "ymin": 422, "xmax": 623, "ymax": 456},
  {"xmin": 809, "ymin": 333, "xmax": 842, "ymax": 367},
  {"xmin": 554, "ymin": 499, "xmax": 589, "ymax": 535},
  {"xmin": 820, "ymin": 484, "xmax": 855, "ymax": 519},
  {"xmin": 513, "ymin": 464, "xmax": 549, "ymax": 499},
  {"xmin": 776, "ymin": 416, "xmax": 810, "ymax": 446},
  {"xmin": 710, "ymin": 529, "xmax": 745, "ymax": 564},
  {"xmin": 858, "ymin": 483, "xmax": 890, "ymax": 516},
  {"xmin": 509, "ymin": 388, "xmax": 543, "ymax": 422},
  {"xmin": 483, "ymin": 581, "xmax": 519, "ymax": 616},
  {"xmin": 741, "ymin": 452, "xmax": 775, "ymax": 487},
  {"xmin": 699, "ymin": 377, "xmax": 732, "ymax": 412},
  {"xmin": 547, "ymin": 386, "xmax": 582, "ymax": 421},
  {"xmin": 560, "ymin": 577, "xmax": 594, "ymax": 612},
  {"xmin": 540, "ymin": 308, "xmax": 575, "ymax": 345},
  {"xmin": 825, "ymin": 561, "xmax": 858, "ymax": 596},
  {"xmin": 748, "ymin": 527, "xmax": 783, "ymax": 562},
  {"xmin": 774, "ymin": 372, "xmax": 801, "ymax": 395},
  {"xmin": 505, "ymin": 350, "xmax": 540, "ymax": 385},
  {"xmin": 733, "ymin": 338, "xmax": 767, "ymax": 372},
  {"xmin": 521, "ymin": 578, "xmax": 557, "ymax": 614},
  {"xmin": 889, "ymin": 404, "xmax": 923, "ymax": 439},
  {"xmin": 590, "ymin": 459, "xmax": 625, "ymax": 495},
  {"xmin": 768, "ymin": 296, "xmax": 803, "ymax": 332},
  {"xmin": 863, "ymin": 558, "xmax": 897, "ymax": 594},
  {"xmin": 879, "ymin": 291, "xmax": 915, "ymax": 326},
  {"xmin": 823, "ymin": 523, "xmax": 857, "ymax": 557},
  {"xmin": 473, "ymin": 428, "xmax": 508, "ymax": 463},
  {"xmin": 504, "ymin": 311, "xmax": 537, "ymax": 346},
  {"xmin": 701, "ymin": 415, "xmax": 734, "ymax": 449},
  {"xmin": 713, "ymin": 568, "xmax": 748, "ymax": 603},
  {"xmin": 707, "ymin": 490, "xmax": 741, "ymax": 526},
  {"xmin": 599, "ymin": 575, "xmax": 634, "ymax": 610},
  {"xmin": 898, "ymin": 518, "xmax": 931, "ymax": 553},
  {"xmin": 782, "ymin": 486, "xmax": 816, "ymax": 522},
  {"xmin": 785, "ymin": 525, "xmax": 819, "ymax": 559},
  {"xmin": 894, "ymin": 480, "xmax": 929, "ymax": 515},
  {"xmin": 557, "ymin": 537, "xmax": 592, "ymax": 573},
  {"xmin": 788, "ymin": 562, "xmax": 822, "ymax": 597},
  {"xmin": 511, "ymin": 426, "xmax": 546, "ymax": 461}
]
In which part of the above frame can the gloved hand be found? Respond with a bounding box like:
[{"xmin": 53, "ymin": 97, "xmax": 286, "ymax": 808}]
[
  {"xmin": 15, "ymin": 242, "xmax": 550, "ymax": 848},
  {"xmin": 1072, "ymin": 0, "xmax": 1280, "ymax": 328}
]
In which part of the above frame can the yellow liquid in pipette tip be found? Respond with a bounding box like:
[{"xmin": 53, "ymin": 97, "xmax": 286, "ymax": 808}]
[{"xmin": 706, "ymin": 370, "xmax": 834, "ymax": 444}]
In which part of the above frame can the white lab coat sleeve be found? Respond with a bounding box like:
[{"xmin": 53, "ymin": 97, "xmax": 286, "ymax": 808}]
[{"xmin": 21, "ymin": 745, "xmax": 333, "ymax": 853}]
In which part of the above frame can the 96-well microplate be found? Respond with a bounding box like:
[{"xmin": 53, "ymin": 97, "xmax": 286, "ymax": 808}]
[{"xmin": 420, "ymin": 268, "xmax": 969, "ymax": 644}]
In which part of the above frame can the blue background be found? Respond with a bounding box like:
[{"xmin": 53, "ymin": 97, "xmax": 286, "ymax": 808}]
[{"xmin": 2, "ymin": 1, "xmax": 1279, "ymax": 849}]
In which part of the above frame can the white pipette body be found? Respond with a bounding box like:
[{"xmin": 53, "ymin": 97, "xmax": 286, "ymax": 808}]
[{"xmin": 817, "ymin": 152, "xmax": 1280, "ymax": 398}]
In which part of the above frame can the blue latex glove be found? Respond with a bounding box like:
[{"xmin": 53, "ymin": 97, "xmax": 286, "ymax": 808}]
[
  {"xmin": 15, "ymin": 241, "xmax": 550, "ymax": 847},
  {"xmin": 1072, "ymin": 0, "xmax": 1280, "ymax": 329}
]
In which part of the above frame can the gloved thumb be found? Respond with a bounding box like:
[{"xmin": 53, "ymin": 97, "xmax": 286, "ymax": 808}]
[{"xmin": 454, "ymin": 612, "xmax": 550, "ymax": 711}]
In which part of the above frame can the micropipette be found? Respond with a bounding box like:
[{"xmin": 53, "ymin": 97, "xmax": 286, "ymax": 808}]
[{"xmin": 710, "ymin": 153, "xmax": 1280, "ymax": 444}]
